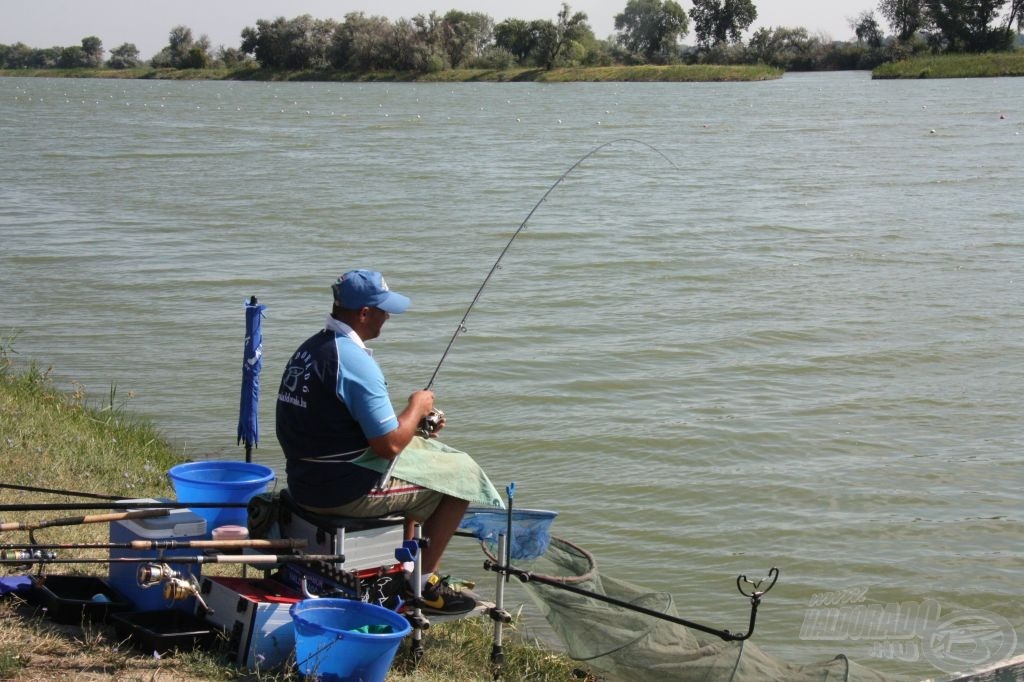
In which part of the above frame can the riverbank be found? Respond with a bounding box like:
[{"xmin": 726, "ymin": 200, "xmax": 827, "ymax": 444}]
[
  {"xmin": 872, "ymin": 50, "xmax": 1024, "ymax": 78},
  {"xmin": 0, "ymin": 63, "xmax": 781, "ymax": 82},
  {"xmin": 0, "ymin": 355, "xmax": 586, "ymax": 681}
]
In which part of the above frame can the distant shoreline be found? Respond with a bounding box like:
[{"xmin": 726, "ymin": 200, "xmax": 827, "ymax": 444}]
[
  {"xmin": 0, "ymin": 63, "xmax": 783, "ymax": 83},
  {"xmin": 871, "ymin": 50, "xmax": 1024, "ymax": 78},
  {"xmin": 4, "ymin": 51, "xmax": 1023, "ymax": 82}
]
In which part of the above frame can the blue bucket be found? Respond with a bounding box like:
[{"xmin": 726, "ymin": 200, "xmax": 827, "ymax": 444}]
[
  {"xmin": 167, "ymin": 461, "xmax": 274, "ymax": 531},
  {"xmin": 290, "ymin": 598, "xmax": 410, "ymax": 682}
]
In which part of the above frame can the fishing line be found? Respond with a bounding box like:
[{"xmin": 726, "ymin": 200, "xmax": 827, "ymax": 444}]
[
  {"xmin": 424, "ymin": 137, "xmax": 678, "ymax": 392},
  {"xmin": 0, "ymin": 482, "xmax": 121, "ymax": 501},
  {"xmin": 379, "ymin": 139, "xmax": 677, "ymax": 490}
]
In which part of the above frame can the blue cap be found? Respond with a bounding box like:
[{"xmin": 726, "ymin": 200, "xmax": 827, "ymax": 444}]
[{"xmin": 332, "ymin": 270, "xmax": 410, "ymax": 314}]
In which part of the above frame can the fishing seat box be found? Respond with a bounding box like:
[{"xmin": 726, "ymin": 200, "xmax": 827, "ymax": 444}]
[
  {"xmin": 108, "ymin": 500, "xmax": 207, "ymax": 612},
  {"xmin": 273, "ymin": 489, "xmax": 406, "ymax": 602},
  {"xmin": 195, "ymin": 576, "xmax": 302, "ymax": 670},
  {"xmin": 276, "ymin": 489, "xmax": 405, "ymax": 573}
]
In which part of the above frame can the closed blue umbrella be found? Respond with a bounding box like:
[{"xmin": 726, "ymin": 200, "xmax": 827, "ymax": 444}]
[{"xmin": 238, "ymin": 296, "xmax": 266, "ymax": 463}]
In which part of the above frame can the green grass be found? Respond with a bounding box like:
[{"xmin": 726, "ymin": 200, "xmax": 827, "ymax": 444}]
[
  {"xmin": 0, "ymin": 62, "xmax": 781, "ymax": 82},
  {"xmin": 873, "ymin": 50, "xmax": 1024, "ymax": 78},
  {"xmin": 0, "ymin": 348, "xmax": 587, "ymax": 681}
]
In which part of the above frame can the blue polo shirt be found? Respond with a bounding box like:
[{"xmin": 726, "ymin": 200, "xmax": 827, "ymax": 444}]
[{"xmin": 275, "ymin": 317, "xmax": 399, "ymax": 507}]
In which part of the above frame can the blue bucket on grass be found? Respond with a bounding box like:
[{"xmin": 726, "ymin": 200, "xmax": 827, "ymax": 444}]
[
  {"xmin": 168, "ymin": 461, "xmax": 274, "ymax": 531},
  {"xmin": 290, "ymin": 598, "xmax": 411, "ymax": 682}
]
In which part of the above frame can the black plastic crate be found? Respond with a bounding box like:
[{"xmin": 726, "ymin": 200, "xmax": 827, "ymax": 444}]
[
  {"xmin": 28, "ymin": 575, "xmax": 132, "ymax": 624},
  {"xmin": 110, "ymin": 609, "xmax": 220, "ymax": 655}
]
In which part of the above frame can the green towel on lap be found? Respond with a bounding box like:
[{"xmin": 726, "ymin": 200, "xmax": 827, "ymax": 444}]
[{"xmin": 352, "ymin": 436, "xmax": 505, "ymax": 509}]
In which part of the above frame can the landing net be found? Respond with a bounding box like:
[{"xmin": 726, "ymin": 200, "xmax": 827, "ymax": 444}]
[{"xmin": 511, "ymin": 536, "xmax": 889, "ymax": 682}]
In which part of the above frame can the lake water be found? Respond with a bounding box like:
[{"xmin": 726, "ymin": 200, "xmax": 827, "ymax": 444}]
[{"xmin": 1, "ymin": 72, "xmax": 1021, "ymax": 679}]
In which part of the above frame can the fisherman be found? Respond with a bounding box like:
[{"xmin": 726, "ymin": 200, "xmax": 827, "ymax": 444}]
[{"xmin": 275, "ymin": 269, "xmax": 478, "ymax": 615}]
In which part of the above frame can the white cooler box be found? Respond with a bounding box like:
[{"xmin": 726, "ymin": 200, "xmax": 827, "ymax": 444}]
[
  {"xmin": 109, "ymin": 502, "xmax": 207, "ymax": 612},
  {"xmin": 196, "ymin": 576, "xmax": 303, "ymax": 670}
]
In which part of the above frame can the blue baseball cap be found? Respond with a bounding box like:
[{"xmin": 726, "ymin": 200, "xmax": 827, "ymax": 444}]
[{"xmin": 332, "ymin": 270, "xmax": 410, "ymax": 314}]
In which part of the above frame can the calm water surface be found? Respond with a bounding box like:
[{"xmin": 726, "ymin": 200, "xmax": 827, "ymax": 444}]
[{"xmin": 1, "ymin": 72, "xmax": 1021, "ymax": 678}]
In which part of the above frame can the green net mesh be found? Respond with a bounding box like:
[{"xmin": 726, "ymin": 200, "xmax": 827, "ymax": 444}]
[{"xmin": 512, "ymin": 536, "xmax": 891, "ymax": 682}]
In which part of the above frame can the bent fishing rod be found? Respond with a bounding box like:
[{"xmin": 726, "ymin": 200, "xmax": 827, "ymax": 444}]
[{"xmin": 379, "ymin": 139, "xmax": 678, "ymax": 489}]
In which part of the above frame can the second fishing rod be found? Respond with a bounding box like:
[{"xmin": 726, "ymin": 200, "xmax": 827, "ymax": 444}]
[{"xmin": 378, "ymin": 139, "xmax": 677, "ymax": 489}]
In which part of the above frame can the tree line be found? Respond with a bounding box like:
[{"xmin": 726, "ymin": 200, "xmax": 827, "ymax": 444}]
[{"xmin": 2, "ymin": 0, "xmax": 1022, "ymax": 74}]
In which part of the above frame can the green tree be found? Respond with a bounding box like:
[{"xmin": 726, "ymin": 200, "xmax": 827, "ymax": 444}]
[
  {"xmin": 923, "ymin": 0, "xmax": 1014, "ymax": 51},
  {"xmin": 853, "ymin": 10, "xmax": 885, "ymax": 47},
  {"xmin": 167, "ymin": 25, "xmax": 194, "ymax": 65},
  {"xmin": 614, "ymin": 0, "xmax": 690, "ymax": 63},
  {"xmin": 1, "ymin": 42, "xmax": 33, "ymax": 68},
  {"xmin": 216, "ymin": 46, "xmax": 250, "ymax": 68},
  {"xmin": 330, "ymin": 12, "xmax": 396, "ymax": 72},
  {"xmin": 80, "ymin": 36, "xmax": 104, "ymax": 67},
  {"xmin": 439, "ymin": 10, "xmax": 494, "ymax": 68},
  {"xmin": 107, "ymin": 43, "xmax": 140, "ymax": 69},
  {"xmin": 1007, "ymin": 0, "xmax": 1024, "ymax": 30},
  {"xmin": 689, "ymin": 0, "xmax": 758, "ymax": 48},
  {"xmin": 531, "ymin": 3, "xmax": 592, "ymax": 69},
  {"xmin": 494, "ymin": 18, "xmax": 538, "ymax": 63},
  {"xmin": 241, "ymin": 15, "xmax": 337, "ymax": 69},
  {"xmin": 152, "ymin": 25, "xmax": 212, "ymax": 67},
  {"xmin": 391, "ymin": 17, "xmax": 437, "ymax": 72},
  {"xmin": 878, "ymin": 0, "xmax": 926, "ymax": 40},
  {"xmin": 57, "ymin": 45, "xmax": 87, "ymax": 68},
  {"xmin": 26, "ymin": 46, "xmax": 60, "ymax": 67},
  {"xmin": 745, "ymin": 26, "xmax": 822, "ymax": 69}
]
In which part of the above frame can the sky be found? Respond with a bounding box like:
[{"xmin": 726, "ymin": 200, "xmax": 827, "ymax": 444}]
[{"xmin": 1, "ymin": 0, "xmax": 878, "ymax": 59}]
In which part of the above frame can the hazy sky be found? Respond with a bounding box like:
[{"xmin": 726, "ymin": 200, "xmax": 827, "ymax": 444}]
[{"xmin": 2, "ymin": 0, "xmax": 880, "ymax": 59}]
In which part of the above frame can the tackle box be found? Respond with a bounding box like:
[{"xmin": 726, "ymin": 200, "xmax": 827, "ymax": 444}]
[
  {"xmin": 28, "ymin": 574, "xmax": 132, "ymax": 624},
  {"xmin": 195, "ymin": 576, "xmax": 303, "ymax": 670},
  {"xmin": 110, "ymin": 609, "xmax": 219, "ymax": 655}
]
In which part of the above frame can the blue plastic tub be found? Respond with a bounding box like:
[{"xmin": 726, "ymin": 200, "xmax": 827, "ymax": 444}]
[
  {"xmin": 290, "ymin": 598, "xmax": 410, "ymax": 682},
  {"xmin": 167, "ymin": 461, "xmax": 274, "ymax": 532}
]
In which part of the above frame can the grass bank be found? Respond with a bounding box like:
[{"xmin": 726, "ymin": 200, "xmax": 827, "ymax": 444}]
[
  {"xmin": 873, "ymin": 50, "xmax": 1024, "ymax": 78},
  {"xmin": 0, "ymin": 351, "xmax": 586, "ymax": 681},
  {"xmin": 0, "ymin": 63, "xmax": 781, "ymax": 82}
]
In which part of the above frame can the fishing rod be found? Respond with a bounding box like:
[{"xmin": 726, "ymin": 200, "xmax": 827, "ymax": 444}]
[
  {"xmin": 0, "ymin": 553, "xmax": 345, "ymax": 566},
  {"xmin": 0, "ymin": 501, "xmax": 248, "ymax": 513},
  {"xmin": 0, "ymin": 482, "xmax": 121, "ymax": 500},
  {"xmin": 379, "ymin": 139, "xmax": 678, "ymax": 489},
  {"xmin": 0, "ymin": 538, "xmax": 306, "ymax": 552},
  {"xmin": 0, "ymin": 508, "xmax": 169, "ymax": 533}
]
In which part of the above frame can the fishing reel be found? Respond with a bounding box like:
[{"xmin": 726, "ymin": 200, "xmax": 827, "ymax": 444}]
[
  {"xmin": 417, "ymin": 409, "xmax": 444, "ymax": 437},
  {"xmin": 137, "ymin": 562, "xmax": 210, "ymax": 612}
]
